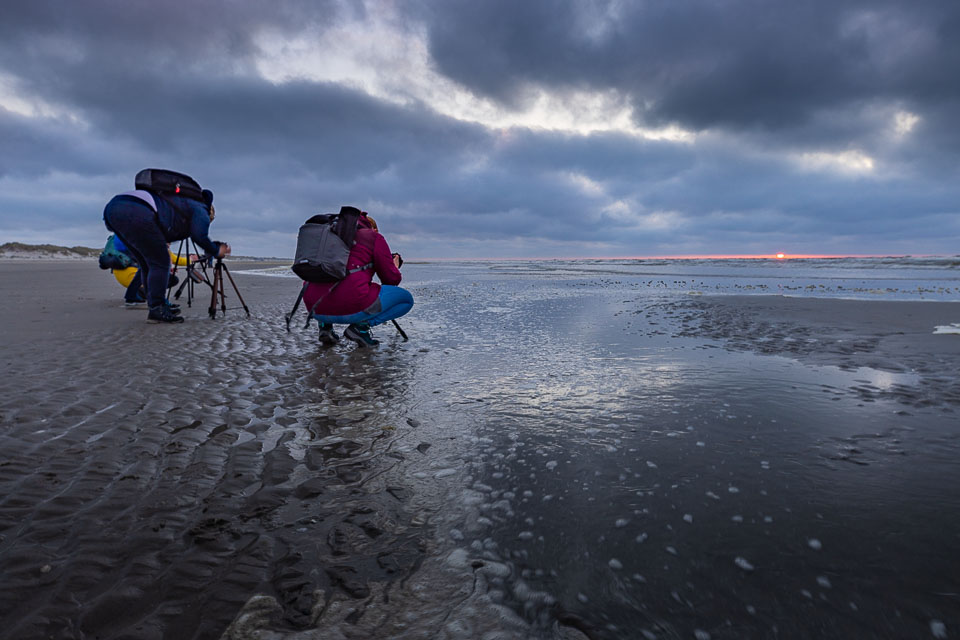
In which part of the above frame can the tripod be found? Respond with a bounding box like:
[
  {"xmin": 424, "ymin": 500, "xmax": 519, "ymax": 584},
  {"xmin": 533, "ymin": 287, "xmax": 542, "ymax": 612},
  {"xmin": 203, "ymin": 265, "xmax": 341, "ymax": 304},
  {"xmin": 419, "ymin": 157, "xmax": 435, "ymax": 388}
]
[
  {"xmin": 169, "ymin": 239, "xmax": 210, "ymax": 308},
  {"xmin": 208, "ymin": 258, "xmax": 251, "ymax": 319}
]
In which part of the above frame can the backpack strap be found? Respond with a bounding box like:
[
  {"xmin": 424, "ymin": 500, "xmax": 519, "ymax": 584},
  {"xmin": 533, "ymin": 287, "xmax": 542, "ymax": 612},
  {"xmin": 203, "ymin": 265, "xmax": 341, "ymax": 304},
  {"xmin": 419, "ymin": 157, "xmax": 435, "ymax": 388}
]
[
  {"xmin": 302, "ymin": 262, "xmax": 374, "ymax": 328},
  {"xmin": 349, "ymin": 262, "xmax": 374, "ymax": 275},
  {"xmin": 118, "ymin": 190, "xmax": 158, "ymax": 212}
]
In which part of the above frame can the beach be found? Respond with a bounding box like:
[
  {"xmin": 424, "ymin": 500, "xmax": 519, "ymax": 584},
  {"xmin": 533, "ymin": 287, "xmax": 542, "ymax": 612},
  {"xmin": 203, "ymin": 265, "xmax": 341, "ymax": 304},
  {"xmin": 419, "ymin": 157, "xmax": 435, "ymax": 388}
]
[{"xmin": 1, "ymin": 259, "xmax": 959, "ymax": 639}]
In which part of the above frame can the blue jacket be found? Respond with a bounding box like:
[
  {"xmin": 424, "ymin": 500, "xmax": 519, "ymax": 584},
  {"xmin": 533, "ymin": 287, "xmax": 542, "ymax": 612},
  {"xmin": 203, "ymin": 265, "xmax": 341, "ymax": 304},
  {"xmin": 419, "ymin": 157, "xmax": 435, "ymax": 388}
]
[
  {"xmin": 154, "ymin": 195, "xmax": 221, "ymax": 257},
  {"xmin": 109, "ymin": 193, "xmax": 221, "ymax": 257}
]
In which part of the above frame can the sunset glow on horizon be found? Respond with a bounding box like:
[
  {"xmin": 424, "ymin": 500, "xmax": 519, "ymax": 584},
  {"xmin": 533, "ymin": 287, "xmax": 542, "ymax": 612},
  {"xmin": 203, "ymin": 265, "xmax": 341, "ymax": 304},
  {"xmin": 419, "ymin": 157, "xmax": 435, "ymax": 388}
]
[
  {"xmin": 420, "ymin": 253, "xmax": 911, "ymax": 262},
  {"xmin": 605, "ymin": 253, "xmax": 885, "ymax": 260}
]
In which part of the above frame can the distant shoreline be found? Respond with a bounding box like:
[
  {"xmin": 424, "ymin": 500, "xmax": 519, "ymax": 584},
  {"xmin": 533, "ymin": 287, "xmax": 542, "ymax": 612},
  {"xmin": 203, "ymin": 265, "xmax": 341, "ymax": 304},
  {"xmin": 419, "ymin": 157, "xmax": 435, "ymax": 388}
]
[
  {"xmin": 0, "ymin": 253, "xmax": 94, "ymax": 260},
  {"xmin": 3, "ymin": 242, "xmax": 957, "ymax": 264},
  {"xmin": 0, "ymin": 243, "xmax": 287, "ymax": 262},
  {"xmin": 0, "ymin": 242, "xmax": 99, "ymax": 260}
]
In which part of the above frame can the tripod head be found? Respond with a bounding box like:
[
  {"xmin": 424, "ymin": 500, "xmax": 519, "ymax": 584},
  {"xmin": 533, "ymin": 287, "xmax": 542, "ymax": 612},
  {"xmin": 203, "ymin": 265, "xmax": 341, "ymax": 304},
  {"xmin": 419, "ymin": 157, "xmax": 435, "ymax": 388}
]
[{"xmin": 197, "ymin": 253, "xmax": 216, "ymax": 268}]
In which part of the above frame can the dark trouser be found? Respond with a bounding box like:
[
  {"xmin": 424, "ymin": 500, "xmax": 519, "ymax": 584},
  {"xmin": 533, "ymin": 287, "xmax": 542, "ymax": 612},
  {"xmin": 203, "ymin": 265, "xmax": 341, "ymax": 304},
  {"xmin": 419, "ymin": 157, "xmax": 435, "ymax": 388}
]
[
  {"xmin": 103, "ymin": 196, "xmax": 170, "ymax": 309},
  {"xmin": 124, "ymin": 270, "xmax": 177, "ymax": 303},
  {"xmin": 124, "ymin": 270, "xmax": 143, "ymax": 303}
]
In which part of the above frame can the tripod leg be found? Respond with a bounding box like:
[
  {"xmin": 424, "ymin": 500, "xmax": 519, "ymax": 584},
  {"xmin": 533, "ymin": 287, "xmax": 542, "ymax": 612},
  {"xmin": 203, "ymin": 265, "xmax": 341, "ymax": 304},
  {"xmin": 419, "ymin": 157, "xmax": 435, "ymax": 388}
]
[
  {"xmin": 392, "ymin": 319, "xmax": 409, "ymax": 341},
  {"xmin": 169, "ymin": 240, "xmax": 186, "ymax": 300},
  {"xmin": 219, "ymin": 264, "xmax": 227, "ymax": 315},
  {"xmin": 174, "ymin": 271, "xmax": 190, "ymax": 301},
  {"xmin": 209, "ymin": 263, "xmax": 220, "ymax": 319},
  {"xmin": 220, "ymin": 264, "xmax": 251, "ymax": 317},
  {"xmin": 286, "ymin": 283, "xmax": 306, "ymax": 332}
]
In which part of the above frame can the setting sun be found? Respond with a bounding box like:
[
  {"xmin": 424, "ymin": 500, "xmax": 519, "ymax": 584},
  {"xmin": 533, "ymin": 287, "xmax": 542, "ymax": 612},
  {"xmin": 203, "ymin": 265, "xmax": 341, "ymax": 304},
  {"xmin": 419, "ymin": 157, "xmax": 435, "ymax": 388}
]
[{"xmin": 776, "ymin": 253, "xmax": 785, "ymax": 259}]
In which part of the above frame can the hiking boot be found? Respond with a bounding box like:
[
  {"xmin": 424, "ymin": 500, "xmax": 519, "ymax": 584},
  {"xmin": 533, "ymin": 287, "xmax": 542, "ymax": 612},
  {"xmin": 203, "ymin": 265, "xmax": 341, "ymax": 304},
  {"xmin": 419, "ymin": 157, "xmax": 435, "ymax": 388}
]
[
  {"xmin": 124, "ymin": 299, "xmax": 146, "ymax": 308},
  {"xmin": 164, "ymin": 299, "xmax": 181, "ymax": 314},
  {"xmin": 147, "ymin": 305, "xmax": 185, "ymax": 324},
  {"xmin": 344, "ymin": 323, "xmax": 379, "ymax": 347},
  {"xmin": 318, "ymin": 322, "xmax": 340, "ymax": 346}
]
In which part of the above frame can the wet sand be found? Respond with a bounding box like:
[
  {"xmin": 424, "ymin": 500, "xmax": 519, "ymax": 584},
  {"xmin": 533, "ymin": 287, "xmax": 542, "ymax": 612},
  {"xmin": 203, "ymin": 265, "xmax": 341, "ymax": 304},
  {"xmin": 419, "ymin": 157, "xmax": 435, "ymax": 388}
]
[
  {"xmin": 0, "ymin": 261, "xmax": 543, "ymax": 640},
  {"xmin": 674, "ymin": 294, "xmax": 960, "ymax": 405},
  {"xmin": 1, "ymin": 261, "xmax": 959, "ymax": 639}
]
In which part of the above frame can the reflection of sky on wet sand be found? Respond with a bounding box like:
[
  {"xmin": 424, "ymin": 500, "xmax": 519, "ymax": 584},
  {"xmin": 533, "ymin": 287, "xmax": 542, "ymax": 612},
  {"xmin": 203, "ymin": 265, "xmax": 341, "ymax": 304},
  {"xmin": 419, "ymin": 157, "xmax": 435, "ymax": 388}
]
[
  {"xmin": 392, "ymin": 262, "xmax": 959, "ymax": 639},
  {"xmin": 847, "ymin": 367, "xmax": 917, "ymax": 390}
]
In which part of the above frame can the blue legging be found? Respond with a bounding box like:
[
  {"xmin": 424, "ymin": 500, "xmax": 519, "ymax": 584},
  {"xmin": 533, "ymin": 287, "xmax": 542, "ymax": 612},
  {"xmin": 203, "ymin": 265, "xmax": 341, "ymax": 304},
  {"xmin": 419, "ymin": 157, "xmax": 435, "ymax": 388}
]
[{"xmin": 312, "ymin": 285, "xmax": 413, "ymax": 327}]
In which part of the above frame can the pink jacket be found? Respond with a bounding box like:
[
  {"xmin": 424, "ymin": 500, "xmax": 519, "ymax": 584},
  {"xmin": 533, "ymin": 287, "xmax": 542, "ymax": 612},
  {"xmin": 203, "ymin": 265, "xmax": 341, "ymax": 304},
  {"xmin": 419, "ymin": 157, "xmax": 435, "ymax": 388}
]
[{"xmin": 303, "ymin": 217, "xmax": 402, "ymax": 316}]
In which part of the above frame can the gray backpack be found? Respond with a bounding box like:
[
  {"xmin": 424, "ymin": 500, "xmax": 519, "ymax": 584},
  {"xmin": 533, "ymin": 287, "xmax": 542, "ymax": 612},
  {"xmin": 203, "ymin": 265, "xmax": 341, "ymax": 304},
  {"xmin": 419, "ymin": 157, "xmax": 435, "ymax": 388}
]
[
  {"xmin": 286, "ymin": 206, "xmax": 373, "ymax": 331},
  {"xmin": 292, "ymin": 206, "xmax": 365, "ymax": 282}
]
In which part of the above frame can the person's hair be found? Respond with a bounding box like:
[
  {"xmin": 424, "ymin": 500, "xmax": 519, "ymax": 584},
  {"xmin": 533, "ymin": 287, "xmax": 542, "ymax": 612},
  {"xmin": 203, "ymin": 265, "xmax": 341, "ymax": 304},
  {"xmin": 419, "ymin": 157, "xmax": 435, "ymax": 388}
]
[{"xmin": 365, "ymin": 215, "xmax": 378, "ymax": 232}]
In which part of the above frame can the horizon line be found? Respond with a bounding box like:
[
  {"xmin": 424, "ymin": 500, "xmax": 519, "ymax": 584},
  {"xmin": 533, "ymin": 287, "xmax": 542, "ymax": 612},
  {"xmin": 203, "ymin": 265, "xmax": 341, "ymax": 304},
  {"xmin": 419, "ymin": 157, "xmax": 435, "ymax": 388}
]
[
  {"xmin": 407, "ymin": 253, "xmax": 956, "ymax": 261},
  {"xmin": 234, "ymin": 253, "xmax": 956, "ymax": 262}
]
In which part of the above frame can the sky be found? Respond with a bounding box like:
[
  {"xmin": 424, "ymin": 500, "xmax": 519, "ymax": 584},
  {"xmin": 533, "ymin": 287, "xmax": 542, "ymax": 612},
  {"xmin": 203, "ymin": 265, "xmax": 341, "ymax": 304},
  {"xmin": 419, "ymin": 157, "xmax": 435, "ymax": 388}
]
[{"xmin": 0, "ymin": 0, "xmax": 958, "ymax": 259}]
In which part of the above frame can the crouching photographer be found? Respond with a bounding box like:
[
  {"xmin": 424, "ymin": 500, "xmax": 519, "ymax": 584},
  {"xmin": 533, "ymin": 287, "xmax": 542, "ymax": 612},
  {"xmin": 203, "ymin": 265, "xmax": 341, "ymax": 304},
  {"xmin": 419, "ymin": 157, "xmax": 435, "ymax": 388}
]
[
  {"xmin": 103, "ymin": 169, "xmax": 230, "ymax": 324},
  {"xmin": 303, "ymin": 211, "xmax": 413, "ymax": 347}
]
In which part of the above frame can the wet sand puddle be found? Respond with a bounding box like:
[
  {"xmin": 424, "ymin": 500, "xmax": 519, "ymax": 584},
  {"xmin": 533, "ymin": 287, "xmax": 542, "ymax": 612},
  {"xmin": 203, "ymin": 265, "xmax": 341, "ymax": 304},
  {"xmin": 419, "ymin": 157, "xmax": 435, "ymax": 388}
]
[
  {"xmin": 383, "ymin": 268, "xmax": 959, "ymax": 639},
  {"xmin": 2, "ymin": 265, "xmax": 959, "ymax": 639}
]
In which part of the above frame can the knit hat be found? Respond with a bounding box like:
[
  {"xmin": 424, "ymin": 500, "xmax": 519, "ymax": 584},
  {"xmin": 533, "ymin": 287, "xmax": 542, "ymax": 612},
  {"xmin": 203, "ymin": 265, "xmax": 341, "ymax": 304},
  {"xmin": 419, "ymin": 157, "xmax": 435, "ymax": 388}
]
[{"xmin": 361, "ymin": 211, "xmax": 378, "ymax": 232}]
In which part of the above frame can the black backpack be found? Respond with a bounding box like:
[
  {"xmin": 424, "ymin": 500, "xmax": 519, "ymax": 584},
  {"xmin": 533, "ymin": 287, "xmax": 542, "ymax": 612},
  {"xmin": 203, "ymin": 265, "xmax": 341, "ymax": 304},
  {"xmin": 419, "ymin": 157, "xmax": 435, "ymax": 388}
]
[
  {"xmin": 291, "ymin": 206, "xmax": 365, "ymax": 282},
  {"xmin": 135, "ymin": 168, "xmax": 205, "ymax": 204}
]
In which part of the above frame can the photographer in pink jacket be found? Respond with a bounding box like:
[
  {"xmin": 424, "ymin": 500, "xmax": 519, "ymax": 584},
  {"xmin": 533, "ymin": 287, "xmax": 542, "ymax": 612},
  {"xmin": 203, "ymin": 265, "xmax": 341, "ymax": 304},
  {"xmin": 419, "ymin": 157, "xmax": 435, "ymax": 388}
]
[{"xmin": 302, "ymin": 212, "xmax": 413, "ymax": 347}]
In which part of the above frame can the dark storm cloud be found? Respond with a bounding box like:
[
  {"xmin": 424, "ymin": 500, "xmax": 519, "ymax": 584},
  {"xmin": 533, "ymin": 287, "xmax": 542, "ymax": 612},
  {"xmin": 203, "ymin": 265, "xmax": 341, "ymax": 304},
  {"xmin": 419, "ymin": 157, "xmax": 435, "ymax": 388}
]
[
  {"xmin": 0, "ymin": 0, "xmax": 490, "ymax": 248},
  {"xmin": 407, "ymin": 0, "xmax": 960, "ymax": 254},
  {"xmin": 0, "ymin": 0, "xmax": 339, "ymax": 66},
  {"xmin": 0, "ymin": 0, "xmax": 616, "ymax": 251},
  {"xmin": 419, "ymin": 0, "xmax": 960, "ymax": 137},
  {"xmin": 0, "ymin": 109, "xmax": 115, "ymax": 178},
  {"xmin": 0, "ymin": 0, "xmax": 957, "ymax": 257}
]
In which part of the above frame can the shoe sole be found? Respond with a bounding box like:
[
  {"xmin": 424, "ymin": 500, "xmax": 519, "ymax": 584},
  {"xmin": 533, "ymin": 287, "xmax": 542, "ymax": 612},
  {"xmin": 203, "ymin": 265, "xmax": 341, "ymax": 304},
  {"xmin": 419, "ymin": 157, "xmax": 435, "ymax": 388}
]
[
  {"xmin": 147, "ymin": 317, "xmax": 184, "ymax": 324},
  {"xmin": 344, "ymin": 332, "xmax": 379, "ymax": 347}
]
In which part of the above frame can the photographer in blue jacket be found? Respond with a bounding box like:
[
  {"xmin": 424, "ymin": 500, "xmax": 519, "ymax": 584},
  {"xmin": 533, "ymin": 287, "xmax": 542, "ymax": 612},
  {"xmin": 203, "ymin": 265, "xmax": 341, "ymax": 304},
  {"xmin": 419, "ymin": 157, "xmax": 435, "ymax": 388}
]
[{"xmin": 103, "ymin": 184, "xmax": 230, "ymax": 324}]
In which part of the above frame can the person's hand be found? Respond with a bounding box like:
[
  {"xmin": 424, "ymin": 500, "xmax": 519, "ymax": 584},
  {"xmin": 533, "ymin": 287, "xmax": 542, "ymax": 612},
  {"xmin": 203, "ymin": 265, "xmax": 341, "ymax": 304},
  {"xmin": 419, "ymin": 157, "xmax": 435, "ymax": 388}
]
[
  {"xmin": 189, "ymin": 254, "xmax": 200, "ymax": 262},
  {"xmin": 392, "ymin": 252, "xmax": 402, "ymax": 269},
  {"xmin": 218, "ymin": 243, "xmax": 231, "ymax": 259}
]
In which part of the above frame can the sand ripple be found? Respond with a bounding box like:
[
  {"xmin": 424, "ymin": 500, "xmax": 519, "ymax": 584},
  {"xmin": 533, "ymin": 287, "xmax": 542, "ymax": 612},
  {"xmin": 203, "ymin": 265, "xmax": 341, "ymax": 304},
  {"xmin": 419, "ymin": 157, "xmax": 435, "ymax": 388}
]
[{"xmin": 0, "ymin": 302, "xmax": 461, "ymax": 639}]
